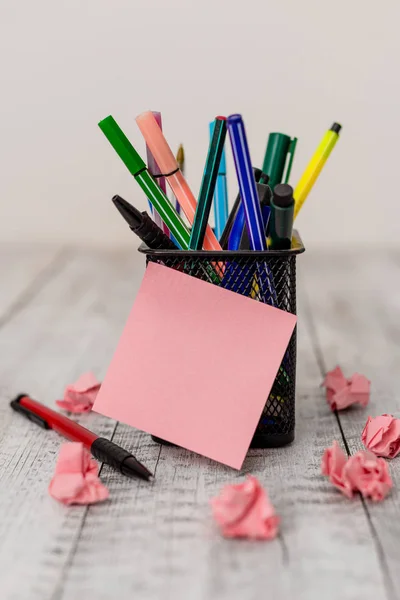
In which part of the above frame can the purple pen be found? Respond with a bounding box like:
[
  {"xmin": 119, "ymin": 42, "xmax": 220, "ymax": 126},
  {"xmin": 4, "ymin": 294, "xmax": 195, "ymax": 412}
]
[{"xmin": 145, "ymin": 111, "xmax": 170, "ymax": 236}]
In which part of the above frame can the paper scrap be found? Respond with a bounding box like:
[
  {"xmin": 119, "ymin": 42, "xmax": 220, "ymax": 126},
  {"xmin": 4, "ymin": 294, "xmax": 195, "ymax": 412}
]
[
  {"xmin": 56, "ymin": 372, "xmax": 101, "ymax": 413},
  {"xmin": 322, "ymin": 366, "xmax": 370, "ymax": 411},
  {"xmin": 345, "ymin": 449, "xmax": 392, "ymax": 502},
  {"xmin": 322, "ymin": 441, "xmax": 392, "ymax": 502},
  {"xmin": 48, "ymin": 442, "xmax": 109, "ymax": 505},
  {"xmin": 321, "ymin": 440, "xmax": 353, "ymax": 498},
  {"xmin": 94, "ymin": 263, "xmax": 296, "ymax": 469},
  {"xmin": 362, "ymin": 414, "xmax": 400, "ymax": 458},
  {"xmin": 210, "ymin": 476, "xmax": 279, "ymax": 540}
]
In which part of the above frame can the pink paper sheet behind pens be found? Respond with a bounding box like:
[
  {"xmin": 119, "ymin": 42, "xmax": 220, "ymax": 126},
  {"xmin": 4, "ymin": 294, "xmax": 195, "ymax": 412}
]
[{"xmin": 94, "ymin": 263, "xmax": 296, "ymax": 469}]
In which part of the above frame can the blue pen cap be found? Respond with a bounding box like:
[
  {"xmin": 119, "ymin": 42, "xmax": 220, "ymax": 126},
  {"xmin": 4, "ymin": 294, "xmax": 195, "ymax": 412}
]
[{"xmin": 209, "ymin": 121, "xmax": 226, "ymax": 174}]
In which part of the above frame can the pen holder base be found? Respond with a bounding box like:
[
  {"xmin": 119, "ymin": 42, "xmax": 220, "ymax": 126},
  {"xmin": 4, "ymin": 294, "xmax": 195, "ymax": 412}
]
[
  {"xmin": 139, "ymin": 231, "xmax": 305, "ymax": 449},
  {"xmin": 151, "ymin": 431, "xmax": 295, "ymax": 449}
]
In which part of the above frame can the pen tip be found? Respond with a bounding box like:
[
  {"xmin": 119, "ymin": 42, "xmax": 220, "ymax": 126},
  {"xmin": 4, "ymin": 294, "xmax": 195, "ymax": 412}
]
[
  {"xmin": 330, "ymin": 122, "xmax": 342, "ymax": 134},
  {"xmin": 176, "ymin": 144, "xmax": 185, "ymax": 164},
  {"xmin": 121, "ymin": 455, "xmax": 154, "ymax": 481},
  {"xmin": 112, "ymin": 195, "xmax": 142, "ymax": 229}
]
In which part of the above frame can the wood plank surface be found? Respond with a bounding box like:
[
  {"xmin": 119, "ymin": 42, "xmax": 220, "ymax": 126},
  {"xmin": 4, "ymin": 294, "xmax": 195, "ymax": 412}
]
[
  {"xmin": 0, "ymin": 247, "xmax": 397, "ymax": 600},
  {"xmin": 0, "ymin": 244, "xmax": 64, "ymax": 324},
  {"xmin": 0, "ymin": 248, "xmax": 144, "ymax": 600},
  {"xmin": 300, "ymin": 251, "xmax": 400, "ymax": 600}
]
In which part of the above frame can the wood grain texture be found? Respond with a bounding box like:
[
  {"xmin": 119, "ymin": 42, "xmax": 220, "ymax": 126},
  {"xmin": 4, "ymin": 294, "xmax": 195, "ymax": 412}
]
[
  {"xmin": 0, "ymin": 247, "xmax": 397, "ymax": 600},
  {"xmin": 0, "ymin": 248, "xmax": 144, "ymax": 600},
  {"xmin": 0, "ymin": 244, "xmax": 64, "ymax": 326},
  {"xmin": 300, "ymin": 251, "xmax": 400, "ymax": 600},
  {"xmin": 48, "ymin": 253, "xmax": 386, "ymax": 600}
]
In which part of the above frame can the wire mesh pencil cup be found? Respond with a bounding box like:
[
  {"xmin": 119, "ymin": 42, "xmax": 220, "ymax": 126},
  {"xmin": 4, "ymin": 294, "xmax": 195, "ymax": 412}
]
[{"xmin": 139, "ymin": 230, "xmax": 305, "ymax": 448}]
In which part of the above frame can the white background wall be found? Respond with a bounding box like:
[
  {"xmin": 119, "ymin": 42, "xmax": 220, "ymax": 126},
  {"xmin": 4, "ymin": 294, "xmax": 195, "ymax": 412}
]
[{"xmin": 1, "ymin": 0, "xmax": 399, "ymax": 249}]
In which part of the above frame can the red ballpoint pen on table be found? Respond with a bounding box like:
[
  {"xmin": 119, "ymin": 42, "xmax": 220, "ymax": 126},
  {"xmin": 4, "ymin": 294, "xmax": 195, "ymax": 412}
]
[{"xmin": 10, "ymin": 394, "xmax": 153, "ymax": 481}]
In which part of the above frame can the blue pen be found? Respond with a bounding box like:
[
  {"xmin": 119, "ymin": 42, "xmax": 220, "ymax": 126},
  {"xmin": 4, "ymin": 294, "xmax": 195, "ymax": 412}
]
[
  {"xmin": 210, "ymin": 121, "xmax": 228, "ymax": 239},
  {"xmin": 227, "ymin": 115, "xmax": 266, "ymax": 250},
  {"xmin": 228, "ymin": 185, "xmax": 271, "ymax": 251},
  {"xmin": 227, "ymin": 114, "xmax": 276, "ymax": 303},
  {"xmin": 227, "ymin": 169, "xmax": 265, "ymax": 251},
  {"xmin": 227, "ymin": 206, "xmax": 244, "ymax": 250},
  {"xmin": 224, "ymin": 211, "xmax": 274, "ymax": 301}
]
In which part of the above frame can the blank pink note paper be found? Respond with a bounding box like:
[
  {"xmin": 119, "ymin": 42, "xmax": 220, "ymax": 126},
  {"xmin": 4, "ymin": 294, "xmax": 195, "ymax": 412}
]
[{"xmin": 94, "ymin": 263, "xmax": 296, "ymax": 469}]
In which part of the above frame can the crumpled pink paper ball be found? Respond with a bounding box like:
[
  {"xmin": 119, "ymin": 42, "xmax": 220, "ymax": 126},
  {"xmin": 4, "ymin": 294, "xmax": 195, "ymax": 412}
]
[
  {"xmin": 49, "ymin": 442, "xmax": 109, "ymax": 505},
  {"xmin": 321, "ymin": 440, "xmax": 353, "ymax": 498},
  {"xmin": 322, "ymin": 366, "xmax": 370, "ymax": 411},
  {"xmin": 56, "ymin": 372, "xmax": 101, "ymax": 413},
  {"xmin": 321, "ymin": 441, "xmax": 392, "ymax": 502},
  {"xmin": 345, "ymin": 450, "xmax": 393, "ymax": 502},
  {"xmin": 210, "ymin": 476, "xmax": 280, "ymax": 540},
  {"xmin": 362, "ymin": 414, "xmax": 400, "ymax": 459}
]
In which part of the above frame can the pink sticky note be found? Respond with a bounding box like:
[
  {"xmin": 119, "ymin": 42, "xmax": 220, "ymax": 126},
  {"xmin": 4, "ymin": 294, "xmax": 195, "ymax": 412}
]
[{"xmin": 94, "ymin": 263, "xmax": 296, "ymax": 469}]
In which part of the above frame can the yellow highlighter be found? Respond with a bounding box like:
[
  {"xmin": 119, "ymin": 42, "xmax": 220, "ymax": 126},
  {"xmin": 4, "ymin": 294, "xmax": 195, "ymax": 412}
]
[{"xmin": 294, "ymin": 122, "xmax": 341, "ymax": 220}]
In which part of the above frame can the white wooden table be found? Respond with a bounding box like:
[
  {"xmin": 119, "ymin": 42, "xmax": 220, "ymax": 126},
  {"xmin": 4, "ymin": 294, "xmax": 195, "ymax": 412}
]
[{"xmin": 0, "ymin": 245, "xmax": 399, "ymax": 600}]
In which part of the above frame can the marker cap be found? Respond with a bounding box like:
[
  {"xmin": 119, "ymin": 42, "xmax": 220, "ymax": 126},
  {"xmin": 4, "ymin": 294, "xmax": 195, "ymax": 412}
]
[
  {"xmin": 330, "ymin": 123, "xmax": 342, "ymax": 134},
  {"xmin": 262, "ymin": 133, "xmax": 293, "ymax": 190},
  {"xmin": 99, "ymin": 116, "xmax": 146, "ymax": 176},
  {"xmin": 273, "ymin": 183, "xmax": 294, "ymax": 208},
  {"xmin": 227, "ymin": 114, "xmax": 242, "ymax": 124}
]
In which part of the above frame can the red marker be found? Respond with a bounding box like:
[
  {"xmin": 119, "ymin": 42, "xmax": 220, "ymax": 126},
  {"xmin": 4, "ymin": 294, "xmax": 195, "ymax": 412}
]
[{"xmin": 10, "ymin": 394, "xmax": 153, "ymax": 481}]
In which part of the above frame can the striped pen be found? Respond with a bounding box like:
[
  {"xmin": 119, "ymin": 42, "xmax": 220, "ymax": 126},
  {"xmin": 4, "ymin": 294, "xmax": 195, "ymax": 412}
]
[
  {"xmin": 99, "ymin": 116, "xmax": 220, "ymax": 284},
  {"xmin": 145, "ymin": 111, "xmax": 170, "ymax": 237},
  {"xmin": 169, "ymin": 144, "xmax": 185, "ymax": 246},
  {"xmin": 98, "ymin": 116, "xmax": 190, "ymax": 250},
  {"xmin": 136, "ymin": 111, "xmax": 223, "ymax": 251},
  {"xmin": 189, "ymin": 117, "xmax": 227, "ymax": 250},
  {"xmin": 226, "ymin": 114, "xmax": 276, "ymax": 304}
]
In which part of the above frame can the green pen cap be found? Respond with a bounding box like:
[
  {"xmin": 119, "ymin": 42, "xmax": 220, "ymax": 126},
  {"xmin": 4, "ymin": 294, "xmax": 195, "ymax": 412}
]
[
  {"xmin": 98, "ymin": 115, "xmax": 146, "ymax": 176},
  {"xmin": 262, "ymin": 133, "xmax": 297, "ymax": 190}
]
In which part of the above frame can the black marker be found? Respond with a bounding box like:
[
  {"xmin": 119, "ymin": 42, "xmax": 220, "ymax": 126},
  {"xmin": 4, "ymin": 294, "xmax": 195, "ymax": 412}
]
[
  {"xmin": 113, "ymin": 195, "xmax": 219, "ymax": 284},
  {"xmin": 112, "ymin": 195, "xmax": 177, "ymax": 250},
  {"xmin": 269, "ymin": 184, "xmax": 294, "ymax": 250}
]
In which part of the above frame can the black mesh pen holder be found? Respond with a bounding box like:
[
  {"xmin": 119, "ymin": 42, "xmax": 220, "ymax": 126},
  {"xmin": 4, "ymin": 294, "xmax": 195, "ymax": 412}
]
[{"xmin": 138, "ymin": 230, "xmax": 305, "ymax": 448}]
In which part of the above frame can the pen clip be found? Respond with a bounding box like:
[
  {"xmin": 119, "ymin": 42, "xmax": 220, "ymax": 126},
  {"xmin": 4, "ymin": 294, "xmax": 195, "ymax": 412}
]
[
  {"xmin": 10, "ymin": 395, "xmax": 50, "ymax": 429},
  {"xmin": 284, "ymin": 137, "xmax": 298, "ymax": 184}
]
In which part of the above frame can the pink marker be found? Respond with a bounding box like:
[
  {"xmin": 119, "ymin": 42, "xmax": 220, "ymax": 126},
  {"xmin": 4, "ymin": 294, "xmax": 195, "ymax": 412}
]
[
  {"xmin": 145, "ymin": 112, "xmax": 170, "ymax": 237},
  {"xmin": 136, "ymin": 111, "xmax": 222, "ymax": 251}
]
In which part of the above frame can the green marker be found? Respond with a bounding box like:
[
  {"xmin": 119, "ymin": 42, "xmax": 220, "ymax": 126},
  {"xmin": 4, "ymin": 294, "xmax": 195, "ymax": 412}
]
[
  {"xmin": 98, "ymin": 116, "xmax": 190, "ymax": 250},
  {"xmin": 262, "ymin": 133, "xmax": 297, "ymax": 190},
  {"xmin": 189, "ymin": 117, "xmax": 227, "ymax": 249}
]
